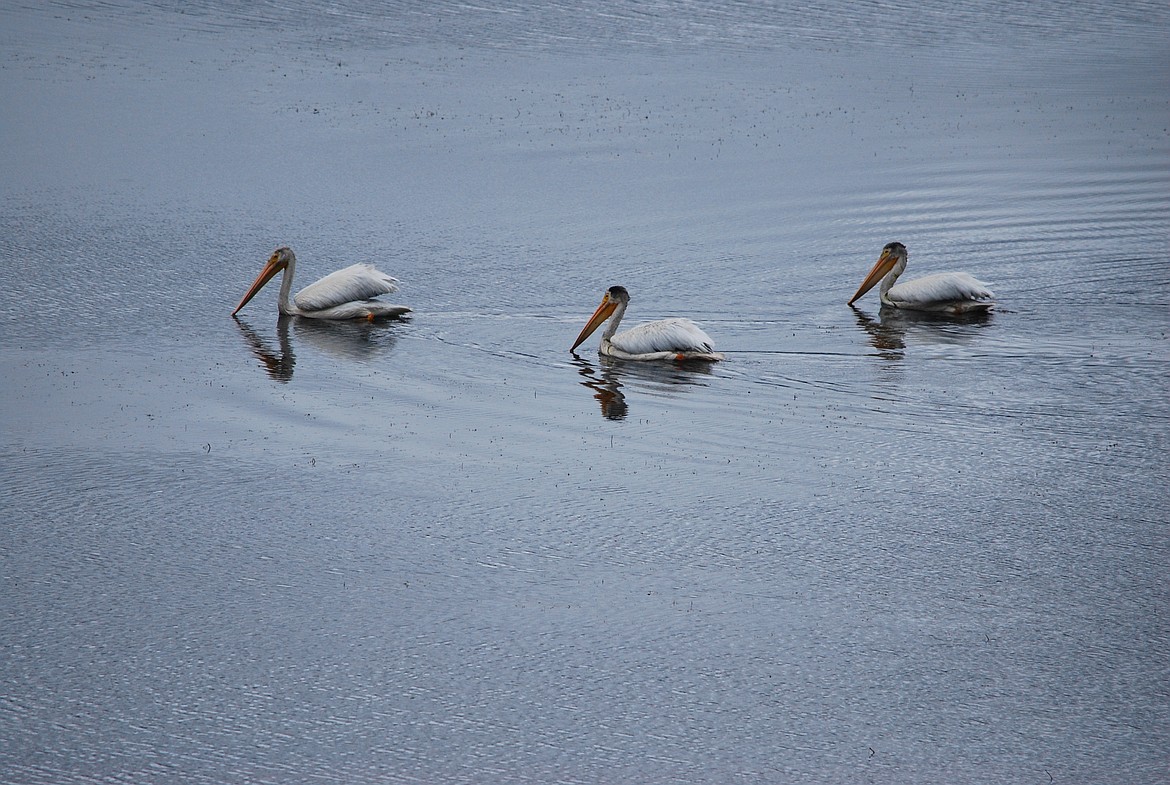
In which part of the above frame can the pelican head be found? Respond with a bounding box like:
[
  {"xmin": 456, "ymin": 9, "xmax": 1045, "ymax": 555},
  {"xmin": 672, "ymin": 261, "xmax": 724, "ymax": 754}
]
[
  {"xmin": 571, "ymin": 285, "xmax": 629, "ymax": 351},
  {"xmin": 848, "ymin": 241, "xmax": 907, "ymax": 305},
  {"xmin": 233, "ymin": 247, "xmax": 295, "ymax": 316}
]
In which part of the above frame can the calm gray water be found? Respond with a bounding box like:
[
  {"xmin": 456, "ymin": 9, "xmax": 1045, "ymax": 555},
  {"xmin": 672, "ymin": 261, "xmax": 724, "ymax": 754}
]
[{"xmin": 2, "ymin": 1, "xmax": 1168, "ymax": 783}]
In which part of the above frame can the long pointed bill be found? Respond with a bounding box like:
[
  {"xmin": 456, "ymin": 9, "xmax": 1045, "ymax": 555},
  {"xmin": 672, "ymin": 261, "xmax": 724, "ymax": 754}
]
[
  {"xmin": 571, "ymin": 299, "xmax": 618, "ymax": 351},
  {"xmin": 847, "ymin": 250, "xmax": 898, "ymax": 305},
  {"xmin": 232, "ymin": 256, "xmax": 284, "ymax": 315}
]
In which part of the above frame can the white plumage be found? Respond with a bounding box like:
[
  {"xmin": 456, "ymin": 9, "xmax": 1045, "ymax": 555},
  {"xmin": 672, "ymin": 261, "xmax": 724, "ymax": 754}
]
[
  {"xmin": 848, "ymin": 242, "xmax": 995, "ymax": 314},
  {"xmin": 571, "ymin": 285, "xmax": 724, "ymax": 362},
  {"xmin": 233, "ymin": 247, "xmax": 410, "ymax": 320}
]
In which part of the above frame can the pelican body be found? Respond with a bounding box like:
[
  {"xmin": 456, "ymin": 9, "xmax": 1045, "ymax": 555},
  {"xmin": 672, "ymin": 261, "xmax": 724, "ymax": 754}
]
[
  {"xmin": 571, "ymin": 285, "xmax": 724, "ymax": 361},
  {"xmin": 232, "ymin": 247, "xmax": 410, "ymax": 320},
  {"xmin": 848, "ymin": 242, "xmax": 994, "ymax": 314}
]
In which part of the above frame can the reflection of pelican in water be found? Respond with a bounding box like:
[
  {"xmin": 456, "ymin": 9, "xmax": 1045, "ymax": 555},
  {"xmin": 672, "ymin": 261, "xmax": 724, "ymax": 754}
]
[
  {"xmin": 234, "ymin": 316, "xmax": 296, "ymax": 382},
  {"xmin": 574, "ymin": 358, "xmax": 628, "ymax": 420},
  {"xmin": 572, "ymin": 354, "xmax": 716, "ymax": 420},
  {"xmin": 233, "ymin": 314, "xmax": 404, "ymax": 380},
  {"xmin": 292, "ymin": 317, "xmax": 402, "ymax": 361},
  {"xmin": 848, "ymin": 242, "xmax": 995, "ymax": 314},
  {"xmin": 571, "ymin": 285, "xmax": 724, "ymax": 361},
  {"xmin": 851, "ymin": 308, "xmax": 905, "ymax": 359},
  {"xmin": 233, "ymin": 247, "xmax": 411, "ymax": 320},
  {"xmin": 852, "ymin": 303, "xmax": 993, "ymax": 358}
]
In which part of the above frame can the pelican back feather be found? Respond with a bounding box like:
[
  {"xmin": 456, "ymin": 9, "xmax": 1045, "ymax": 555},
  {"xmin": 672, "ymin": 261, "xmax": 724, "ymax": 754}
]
[
  {"xmin": 610, "ymin": 318, "xmax": 716, "ymax": 355},
  {"xmin": 887, "ymin": 272, "xmax": 994, "ymax": 308},
  {"xmin": 294, "ymin": 263, "xmax": 400, "ymax": 313}
]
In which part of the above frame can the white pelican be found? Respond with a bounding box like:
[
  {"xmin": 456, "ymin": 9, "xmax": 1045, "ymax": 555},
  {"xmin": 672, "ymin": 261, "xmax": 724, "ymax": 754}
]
[
  {"xmin": 232, "ymin": 247, "xmax": 410, "ymax": 320},
  {"xmin": 848, "ymin": 242, "xmax": 994, "ymax": 314},
  {"xmin": 570, "ymin": 285, "xmax": 724, "ymax": 361}
]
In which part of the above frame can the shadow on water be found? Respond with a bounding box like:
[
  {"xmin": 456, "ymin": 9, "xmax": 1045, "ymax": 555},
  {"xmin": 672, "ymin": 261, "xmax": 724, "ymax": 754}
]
[
  {"xmin": 571, "ymin": 353, "xmax": 717, "ymax": 420},
  {"xmin": 850, "ymin": 304, "xmax": 994, "ymax": 359},
  {"xmin": 233, "ymin": 315, "xmax": 407, "ymax": 381}
]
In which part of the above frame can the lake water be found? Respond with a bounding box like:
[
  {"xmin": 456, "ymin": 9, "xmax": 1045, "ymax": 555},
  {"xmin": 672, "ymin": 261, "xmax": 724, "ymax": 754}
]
[{"xmin": 2, "ymin": 1, "xmax": 1168, "ymax": 782}]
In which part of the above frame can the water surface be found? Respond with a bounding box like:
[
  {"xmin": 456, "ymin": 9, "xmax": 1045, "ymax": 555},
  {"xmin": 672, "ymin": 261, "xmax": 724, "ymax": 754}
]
[{"xmin": 2, "ymin": 1, "xmax": 1168, "ymax": 783}]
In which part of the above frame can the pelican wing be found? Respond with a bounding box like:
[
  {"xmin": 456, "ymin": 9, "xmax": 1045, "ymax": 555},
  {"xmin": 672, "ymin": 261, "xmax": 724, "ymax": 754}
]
[
  {"xmin": 293, "ymin": 263, "xmax": 400, "ymax": 312},
  {"xmin": 611, "ymin": 318, "xmax": 716, "ymax": 355},
  {"xmin": 888, "ymin": 272, "xmax": 994, "ymax": 307}
]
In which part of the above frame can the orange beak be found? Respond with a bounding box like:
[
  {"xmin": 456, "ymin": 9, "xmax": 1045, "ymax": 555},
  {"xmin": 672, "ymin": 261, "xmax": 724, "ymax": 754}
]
[
  {"xmin": 848, "ymin": 248, "xmax": 899, "ymax": 305},
  {"xmin": 232, "ymin": 253, "xmax": 286, "ymax": 315},
  {"xmin": 571, "ymin": 296, "xmax": 618, "ymax": 351}
]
